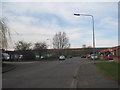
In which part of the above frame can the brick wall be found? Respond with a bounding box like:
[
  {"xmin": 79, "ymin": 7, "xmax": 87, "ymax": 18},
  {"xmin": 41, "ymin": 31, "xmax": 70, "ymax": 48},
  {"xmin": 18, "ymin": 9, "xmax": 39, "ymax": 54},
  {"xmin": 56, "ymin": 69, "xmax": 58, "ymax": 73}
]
[
  {"xmin": 113, "ymin": 56, "xmax": 120, "ymax": 63},
  {"xmin": 113, "ymin": 46, "xmax": 120, "ymax": 63}
]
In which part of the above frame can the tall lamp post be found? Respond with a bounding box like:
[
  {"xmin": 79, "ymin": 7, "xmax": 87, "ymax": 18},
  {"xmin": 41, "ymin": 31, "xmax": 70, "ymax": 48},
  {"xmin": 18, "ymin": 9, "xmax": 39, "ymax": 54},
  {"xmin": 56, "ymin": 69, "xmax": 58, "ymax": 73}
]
[
  {"xmin": 46, "ymin": 39, "xmax": 50, "ymax": 49},
  {"xmin": 74, "ymin": 13, "xmax": 95, "ymax": 63},
  {"xmin": 46, "ymin": 39, "xmax": 52, "ymax": 57}
]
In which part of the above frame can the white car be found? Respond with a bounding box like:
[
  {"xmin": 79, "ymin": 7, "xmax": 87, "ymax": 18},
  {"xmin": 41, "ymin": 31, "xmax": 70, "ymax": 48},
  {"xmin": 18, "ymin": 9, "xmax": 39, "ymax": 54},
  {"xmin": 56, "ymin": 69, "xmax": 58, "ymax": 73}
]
[
  {"xmin": 91, "ymin": 54, "xmax": 98, "ymax": 60},
  {"xmin": 2, "ymin": 53, "xmax": 10, "ymax": 61},
  {"xmin": 35, "ymin": 55, "xmax": 40, "ymax": 59},
  {"xmin": 59, "ymin": 55, "xmax": 65, "ymax": 60},
  {"xmin": 40, "ymin": 56, "xmax": 45, "ymax": 59}
]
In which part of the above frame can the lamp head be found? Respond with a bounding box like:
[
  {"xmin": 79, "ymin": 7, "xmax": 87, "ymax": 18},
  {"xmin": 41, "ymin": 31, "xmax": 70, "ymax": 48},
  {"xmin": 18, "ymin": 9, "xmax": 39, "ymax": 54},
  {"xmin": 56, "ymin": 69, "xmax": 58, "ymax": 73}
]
[{"xmin": 74, "ymin": 14, "xmax": 80, "ymax": 16}]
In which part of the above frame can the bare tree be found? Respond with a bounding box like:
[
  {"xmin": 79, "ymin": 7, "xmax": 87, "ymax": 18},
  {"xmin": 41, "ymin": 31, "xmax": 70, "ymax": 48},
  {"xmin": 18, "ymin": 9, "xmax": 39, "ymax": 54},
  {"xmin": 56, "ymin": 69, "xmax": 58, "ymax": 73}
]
[
  {"xmin": 33, "ymin": 42, "xmax": 47, "ymax": 56},
  {"xmin": 53, "ymin": 32, "xmax": 70, "ymax": 49},
  {"xmin": 0, "ymin": 19, "xmax": 11, "ymax": 50},
  {"xmin": 52, "ymin": 32, "xmax": 70, "ymax": 56},
  {"xmin": 15, "ymin": 40, "xmax": 35, "ymax": 60},
  {"xmin": 15, "ymin": 40, "xmax": 32, "ymax": 51}
]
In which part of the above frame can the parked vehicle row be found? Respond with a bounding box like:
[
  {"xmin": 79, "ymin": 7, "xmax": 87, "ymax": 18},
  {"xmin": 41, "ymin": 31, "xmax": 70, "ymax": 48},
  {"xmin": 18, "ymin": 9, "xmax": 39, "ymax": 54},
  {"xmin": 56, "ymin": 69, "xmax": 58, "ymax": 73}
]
[
  {"xmin": 59, "ymin": 55, "xmax": 72, "ymax": 60},
  {"xmin": 81, "ymin": 54, "xmax": 113, "ymax": 60},
  {"xmin": 2, "ymin": 53, "xmax": 23, "ymax": 61}
]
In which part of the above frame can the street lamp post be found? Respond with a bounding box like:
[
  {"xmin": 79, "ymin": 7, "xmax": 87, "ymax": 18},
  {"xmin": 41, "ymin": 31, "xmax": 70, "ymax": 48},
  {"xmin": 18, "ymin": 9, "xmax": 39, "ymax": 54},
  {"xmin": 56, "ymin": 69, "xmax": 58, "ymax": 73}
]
[
  {"xmin": 46, "ymin": 39, "xmax": 51, "ymax": 49},
  {"xmin": 46, "ymin": 38, "xmax": 53, "ymax": 57},
  {"xmin": 74, "ymin": 13, "xmax": 95, "ymax": 63},
  {"xmin": 46, "ymin": 39, "xmax": 50, "ymax": 57}
]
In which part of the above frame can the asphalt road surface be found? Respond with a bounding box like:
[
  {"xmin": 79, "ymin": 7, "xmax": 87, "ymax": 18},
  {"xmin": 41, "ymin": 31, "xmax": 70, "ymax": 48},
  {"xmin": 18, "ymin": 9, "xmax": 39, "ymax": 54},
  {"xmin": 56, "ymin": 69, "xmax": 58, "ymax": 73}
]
[{"xmin": 3, "ymin": 57, "xmax": 80, "ymax": 88}]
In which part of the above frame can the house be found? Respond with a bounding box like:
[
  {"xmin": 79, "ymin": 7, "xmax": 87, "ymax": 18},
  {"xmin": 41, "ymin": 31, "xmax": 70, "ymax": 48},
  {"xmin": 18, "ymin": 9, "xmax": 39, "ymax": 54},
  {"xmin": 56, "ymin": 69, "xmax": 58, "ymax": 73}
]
[
  {"xmin": 112, "ymin": 46, "xmax": 120, "ymax": 63},
  {"xmin": 100, "ymin": 46, "xmax": 120, "ymax": 63}
]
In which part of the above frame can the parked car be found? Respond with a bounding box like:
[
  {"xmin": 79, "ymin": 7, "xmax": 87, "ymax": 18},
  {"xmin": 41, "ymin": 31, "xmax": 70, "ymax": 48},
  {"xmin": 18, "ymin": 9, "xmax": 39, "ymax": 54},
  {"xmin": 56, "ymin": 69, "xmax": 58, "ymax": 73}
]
[
  {"xmin": 59, "ymin": 55, "xmax": 65, "ymax": 60},
  {"xmin": 90, "ymin": 54, "xmax": 98, "ymax": 60},
  {"xmin": 2, "ymin": 53, "xmax": 10, "ymax": 61},
  {"xmin": 35, "ymin": 55, "xmax": 40, "ymax": 59},
  {"xmin": 67, "ymin": 56, "xmax": 72, "ymax": 58},
  {"xmin": 18, "ymin": 55, "xmax": 23, "ymax": 61},
  {"xmin": 14, "ymin": 54, "xmax": 20, "ymax": 61},
  {"xmin": 81, "ymin": 55, "xmax": 86, "ymax": 58},
  {"xmin": 86, "ymin": 55, "xmax": 91, "ymax": 59},
  {"xmin": 107, "ymin": 55, "xmax": 113, "ymax": 60},
  {"xmin": 40, "ymin": 56, "xmax": 45, "ymax": 59},
  {"xmin": 88, "ymin": 55, "xmax": 91, "ymax": 58}
]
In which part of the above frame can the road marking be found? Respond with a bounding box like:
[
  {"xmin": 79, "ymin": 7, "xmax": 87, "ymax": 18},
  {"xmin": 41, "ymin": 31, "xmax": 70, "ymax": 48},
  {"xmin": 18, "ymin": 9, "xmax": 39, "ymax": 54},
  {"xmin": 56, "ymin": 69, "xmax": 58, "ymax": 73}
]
[
  {"xmin": 3, "ymin": 61, "xmax": 35, "ymax": 64},
  {"xmin": 71, "ymin": 77, "xmax": 77, "ymax": 88},
  {"xmin": 70, "ymin": 61, "xmax": 81, "ymax": 88}
]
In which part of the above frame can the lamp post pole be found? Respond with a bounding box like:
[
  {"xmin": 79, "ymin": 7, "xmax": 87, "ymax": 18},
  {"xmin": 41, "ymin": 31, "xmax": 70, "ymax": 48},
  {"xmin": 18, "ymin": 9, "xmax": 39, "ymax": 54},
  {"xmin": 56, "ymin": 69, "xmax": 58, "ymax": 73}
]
[
  {"xmin": 74, "ymin": 13, "xmax": 95, "ymax": 63},
  {"xmin": 47, "ymin": 39, "xmax": 51, "ymax": 49},
  {"xmin": 46, "ymin": 39, "xmax": 52, "ymax": 57}
]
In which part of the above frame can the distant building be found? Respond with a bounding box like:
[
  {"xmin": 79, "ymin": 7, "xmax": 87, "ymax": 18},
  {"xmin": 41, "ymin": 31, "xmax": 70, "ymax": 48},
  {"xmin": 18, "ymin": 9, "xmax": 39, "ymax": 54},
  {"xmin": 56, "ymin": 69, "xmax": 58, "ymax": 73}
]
[{"xmin": 100, "ymin": 46, "xmax": 120, "ymax": 63}]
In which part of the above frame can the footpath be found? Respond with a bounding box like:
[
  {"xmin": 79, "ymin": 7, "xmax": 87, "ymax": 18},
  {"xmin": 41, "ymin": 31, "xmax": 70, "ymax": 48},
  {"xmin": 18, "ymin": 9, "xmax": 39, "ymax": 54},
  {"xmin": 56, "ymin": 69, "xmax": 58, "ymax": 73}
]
[{"xmin": 77, "ymin": 59, "xmax": 119, "ymax": 88}]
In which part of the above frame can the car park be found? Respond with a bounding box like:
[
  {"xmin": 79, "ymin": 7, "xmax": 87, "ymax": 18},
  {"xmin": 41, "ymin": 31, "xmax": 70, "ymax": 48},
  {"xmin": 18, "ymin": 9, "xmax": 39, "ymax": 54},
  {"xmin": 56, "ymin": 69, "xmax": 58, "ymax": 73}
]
[{"xmin": 59, "ymin": 55, "xmax": 65, "ymax": 60}]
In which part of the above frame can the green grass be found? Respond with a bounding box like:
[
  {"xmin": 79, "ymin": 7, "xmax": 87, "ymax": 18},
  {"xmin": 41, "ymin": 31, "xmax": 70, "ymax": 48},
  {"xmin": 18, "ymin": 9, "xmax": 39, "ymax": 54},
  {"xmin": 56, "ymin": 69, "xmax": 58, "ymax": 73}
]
[{"xmin": 95, "ymin": 62, "xmax": 120, "ymax": 83}]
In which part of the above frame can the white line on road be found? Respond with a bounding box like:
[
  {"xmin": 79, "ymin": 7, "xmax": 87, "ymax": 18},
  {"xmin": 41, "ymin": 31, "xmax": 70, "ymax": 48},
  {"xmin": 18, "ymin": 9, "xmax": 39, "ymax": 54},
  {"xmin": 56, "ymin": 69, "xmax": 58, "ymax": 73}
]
[
  {"xmin": 70, "ymin": 60, "xmax": 81, "ymax": 88},
  {"xmin": 3, "ymin": 61, "xmax": 36, "ymax": 64}
]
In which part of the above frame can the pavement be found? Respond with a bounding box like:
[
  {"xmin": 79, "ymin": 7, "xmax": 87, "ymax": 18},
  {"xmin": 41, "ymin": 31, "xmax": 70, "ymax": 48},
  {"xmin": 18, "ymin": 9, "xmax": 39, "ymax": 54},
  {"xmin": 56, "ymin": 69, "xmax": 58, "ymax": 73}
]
[
  {"xmin": 77, "ymin": 58, "xmax": 119, "ymax": 88},
  {"xmin": 2, "ymin": 63, "xmax": 16, "ymax": 73}
]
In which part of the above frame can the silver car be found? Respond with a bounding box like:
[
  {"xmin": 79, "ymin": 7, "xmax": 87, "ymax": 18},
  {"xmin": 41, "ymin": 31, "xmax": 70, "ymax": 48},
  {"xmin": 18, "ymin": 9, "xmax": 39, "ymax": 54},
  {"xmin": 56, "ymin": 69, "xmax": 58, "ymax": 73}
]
[
  {"xmin": 2, "ymin": 53, "xmax": 10, "ymax": 61},
  {"xmin": 91, "ymin": 54, "xmax": 98, "ymax": 60}
]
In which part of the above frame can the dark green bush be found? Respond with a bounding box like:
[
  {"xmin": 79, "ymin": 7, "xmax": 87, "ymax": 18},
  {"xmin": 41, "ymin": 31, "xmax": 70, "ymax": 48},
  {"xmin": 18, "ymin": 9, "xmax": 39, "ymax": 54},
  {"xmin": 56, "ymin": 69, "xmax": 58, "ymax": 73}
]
[{"xmin": 23, "ymin": 51, "xmax": 35, "ymax": 60}]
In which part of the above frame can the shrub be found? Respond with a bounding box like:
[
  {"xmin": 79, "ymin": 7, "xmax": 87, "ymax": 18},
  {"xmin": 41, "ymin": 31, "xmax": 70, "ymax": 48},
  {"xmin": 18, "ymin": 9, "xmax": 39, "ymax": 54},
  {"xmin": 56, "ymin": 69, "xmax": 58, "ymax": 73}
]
[{"xmin": 23, "ymin": 51, "xmax": 35, "ymax": 60}]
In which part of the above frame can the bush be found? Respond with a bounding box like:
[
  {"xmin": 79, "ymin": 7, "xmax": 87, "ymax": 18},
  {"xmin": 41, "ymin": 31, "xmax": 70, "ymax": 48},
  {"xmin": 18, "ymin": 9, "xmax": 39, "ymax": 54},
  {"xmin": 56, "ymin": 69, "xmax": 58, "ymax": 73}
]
[{"xmin": 23, "ymin": 51, "xmax": 35, "ymax": 60}]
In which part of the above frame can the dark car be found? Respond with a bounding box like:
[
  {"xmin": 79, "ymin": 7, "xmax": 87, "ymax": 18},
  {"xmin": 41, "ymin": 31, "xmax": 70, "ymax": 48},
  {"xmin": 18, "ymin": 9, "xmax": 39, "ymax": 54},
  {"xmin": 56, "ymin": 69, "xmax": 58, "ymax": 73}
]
[
  {"xmin": 67, "ymin": 56, "xmax": 72, "ymax": 58},
  {"xmin": 81, "ymin": 55, "xmax": 86, "ymax": 58}
]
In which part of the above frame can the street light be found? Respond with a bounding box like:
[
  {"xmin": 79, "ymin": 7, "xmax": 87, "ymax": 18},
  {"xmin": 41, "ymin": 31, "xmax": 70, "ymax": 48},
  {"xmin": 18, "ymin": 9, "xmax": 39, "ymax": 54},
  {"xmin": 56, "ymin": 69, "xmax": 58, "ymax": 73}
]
[
  {"xmin": 74, "ymin": 13, "xmax": 95, "ymax": 63},
  {"xmin": 46, "ymin": 39, "xmax": 51, "ymax": 57},
  {"xmin": 46, "ymin": 39, "xmax": 52, "ymax": 49}
]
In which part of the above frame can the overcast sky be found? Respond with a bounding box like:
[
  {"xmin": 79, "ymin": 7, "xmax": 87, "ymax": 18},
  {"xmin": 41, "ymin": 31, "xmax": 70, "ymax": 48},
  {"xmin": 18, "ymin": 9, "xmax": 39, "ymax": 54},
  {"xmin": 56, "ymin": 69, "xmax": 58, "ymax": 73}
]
[{"xmin": 1, "ymin": 1, "xmax": 118, "ymax": 49}]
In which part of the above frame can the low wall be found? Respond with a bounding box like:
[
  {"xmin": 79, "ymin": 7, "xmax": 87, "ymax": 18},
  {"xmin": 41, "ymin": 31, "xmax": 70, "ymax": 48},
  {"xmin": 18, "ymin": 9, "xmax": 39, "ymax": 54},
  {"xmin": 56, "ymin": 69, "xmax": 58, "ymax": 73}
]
[
  {"xmin": 99, "ymin": 56, "xmax": 106, "ymax": 60},
  {"xmin": 113, "ymin": 56, "xmax": 120, "ymax": 63}
]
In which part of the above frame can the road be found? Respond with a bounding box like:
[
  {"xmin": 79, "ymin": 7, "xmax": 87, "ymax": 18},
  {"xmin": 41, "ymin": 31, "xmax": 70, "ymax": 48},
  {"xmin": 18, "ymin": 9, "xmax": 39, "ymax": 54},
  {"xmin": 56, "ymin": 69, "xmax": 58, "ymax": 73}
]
[{"xmin": 2, "ymin": 57, "xmax": 80, "ymax": 88}]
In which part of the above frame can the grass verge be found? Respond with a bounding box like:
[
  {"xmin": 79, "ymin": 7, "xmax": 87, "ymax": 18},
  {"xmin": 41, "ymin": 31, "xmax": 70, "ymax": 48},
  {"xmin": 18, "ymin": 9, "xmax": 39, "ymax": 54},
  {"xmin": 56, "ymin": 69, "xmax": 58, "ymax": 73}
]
[{"xmin": 95, "ymin": 62, "xmax": 120, "ymax": 84}]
